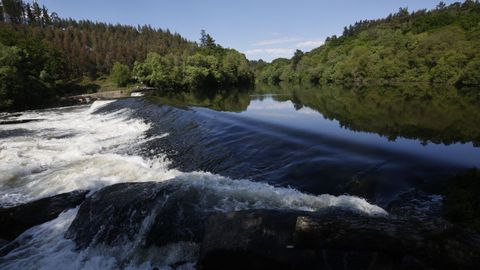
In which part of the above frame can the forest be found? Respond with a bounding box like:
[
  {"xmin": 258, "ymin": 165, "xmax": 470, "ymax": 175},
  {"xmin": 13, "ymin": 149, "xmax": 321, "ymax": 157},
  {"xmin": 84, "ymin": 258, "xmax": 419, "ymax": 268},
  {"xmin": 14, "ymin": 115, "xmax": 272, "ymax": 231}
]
[
  {"xmin": 255, "ymin": 1, "xmax": 480, "ymax": 86},
  {"xmin": 2, "ymin": 0, "xmax": 480, "ymax": 111},
  {"xmin": 0, "ymin": 0, "xmax": 253, "ymax": 111}
]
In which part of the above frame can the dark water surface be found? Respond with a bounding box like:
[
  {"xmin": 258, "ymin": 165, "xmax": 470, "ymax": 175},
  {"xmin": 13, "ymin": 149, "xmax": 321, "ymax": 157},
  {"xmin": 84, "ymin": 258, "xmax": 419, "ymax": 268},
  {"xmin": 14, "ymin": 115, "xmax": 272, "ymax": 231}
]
[{"xmin": 100, "ymin": 84, "xmax": 480, "ymax": 206}]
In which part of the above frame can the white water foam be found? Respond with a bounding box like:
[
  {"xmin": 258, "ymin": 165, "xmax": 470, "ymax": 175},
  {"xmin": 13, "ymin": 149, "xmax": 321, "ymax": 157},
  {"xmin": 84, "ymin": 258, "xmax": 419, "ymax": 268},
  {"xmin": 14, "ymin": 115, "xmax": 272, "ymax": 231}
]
[
  {"xmin": 0, "ymin": 100, "xmax": 386, "ymax": 269},
  {"xmin": 0, "ymin": 101, "xmax": 178, "ymax": 206}
]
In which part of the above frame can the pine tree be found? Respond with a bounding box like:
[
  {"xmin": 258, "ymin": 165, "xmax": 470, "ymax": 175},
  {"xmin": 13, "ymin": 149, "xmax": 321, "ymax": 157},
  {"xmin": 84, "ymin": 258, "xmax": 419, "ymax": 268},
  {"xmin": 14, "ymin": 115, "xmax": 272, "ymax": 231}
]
[
  {"xmin": 200, "ymin": 29, "xmax": 216, "ymax": 49},
  {"xmin": 42, "ymin": 6, "xmax": 51, "ymax": 25},
  {"xmin": 2, "ymin": 0, "xmax": 25, "ymax": 24},
  {"xmin": 25, "ymin": 3, "xmax": 36, "ymax": 25},
  {"xmin": 32, "ymin": 1, "xmax": 42, "ymax": 24}
]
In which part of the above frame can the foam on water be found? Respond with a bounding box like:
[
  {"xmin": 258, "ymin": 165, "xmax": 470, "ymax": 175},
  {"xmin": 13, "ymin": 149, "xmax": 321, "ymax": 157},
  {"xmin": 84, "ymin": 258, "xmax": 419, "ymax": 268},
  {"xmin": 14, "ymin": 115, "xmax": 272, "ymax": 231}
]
[
  {"xmin": 170, "ymin": 172, "xmax": 387, "ymax": 215},
  {"xmin": 0, "ymin": 101, "xmax": 178, "ymax": 206},
  {"xmin": 0, "ymin": 100, "xmax": 386, "ymax": 269},
  {"xmin": 0, "ymin": 208, "xmax": 197, "ymax": 270}
]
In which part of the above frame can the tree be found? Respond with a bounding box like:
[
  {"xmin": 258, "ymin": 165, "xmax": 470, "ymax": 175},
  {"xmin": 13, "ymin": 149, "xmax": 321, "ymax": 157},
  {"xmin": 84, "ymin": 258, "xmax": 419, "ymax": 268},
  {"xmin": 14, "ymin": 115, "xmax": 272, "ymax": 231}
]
[
  {"xmin": 292, "ymin": 49, "xmax": 304, "ymax": 70},
  {"xmin": 2, "ymin": 0, "xmax": 25, "ymax": 24},
  {"xmin": 110, "ymin": 62, "xmax": 131, "ymax": 87},
  {"xmin": 42, "ymin": 6, "xmax": 51, "ymax": 25},
  {"xmin": 32, "ymin": 1, "xmax": 42, "ymax": 23},
  {"xmin": 458, "ymin": 57, "xmax": 480, "ymax": 86},
  {"xmin": 200, "ymin": 30, "xmax": 216, "ymax": 49},
  {"xmin": 25, "ymin": 3, "xmax": 36, "ymax": 25},
  {"xmin": 0, "ymin": 38, "xmax": 65, "ymax": 111},
  {"xmin": 397, "ymin": 7, "xmax": 409, "ymax": 17},
  {"xmin": 255, "ymin": 1, "xmax": 480, "ymax": 86},
  {"xmin": 0, "ymin": 44, "xmax": 23, "ymax": 109},
  {"xmin": 437, "ymin": 1, "xmax": 446, "ymax": 9}
]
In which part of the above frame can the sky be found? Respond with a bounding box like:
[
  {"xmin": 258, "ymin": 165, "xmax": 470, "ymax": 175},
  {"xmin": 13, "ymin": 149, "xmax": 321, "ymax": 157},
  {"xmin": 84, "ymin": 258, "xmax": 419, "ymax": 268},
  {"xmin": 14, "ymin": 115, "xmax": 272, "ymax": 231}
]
[{"xmin": 30, "ymin": 0, "xmax": 461, "ymax": 61}]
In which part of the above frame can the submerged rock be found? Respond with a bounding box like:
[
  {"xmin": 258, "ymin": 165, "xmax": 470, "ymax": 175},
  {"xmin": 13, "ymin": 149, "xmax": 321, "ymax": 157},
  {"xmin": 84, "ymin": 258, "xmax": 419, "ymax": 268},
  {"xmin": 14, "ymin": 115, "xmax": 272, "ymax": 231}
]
[{"xmin": 0, "ymin": 190, "xmax": 88, "ymax": 241}]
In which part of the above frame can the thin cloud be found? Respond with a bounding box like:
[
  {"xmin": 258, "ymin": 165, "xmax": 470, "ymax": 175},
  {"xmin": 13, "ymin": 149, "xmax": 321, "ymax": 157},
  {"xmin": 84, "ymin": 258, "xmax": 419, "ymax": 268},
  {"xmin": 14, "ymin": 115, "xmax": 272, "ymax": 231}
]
[
  {"xmin": 296, "ymin": 40, "xmax": 324, "ymax": 48},
  {"xmin": 246, "ymin": 37, "xmax": 325, "ymax": 61},
  {"xmin": 245, "ymin": 48, "xmax": 295, "ymax": 57},
  {"xmin": 253, "ymin": 37, "xmax": 301, "ymax": 46}
]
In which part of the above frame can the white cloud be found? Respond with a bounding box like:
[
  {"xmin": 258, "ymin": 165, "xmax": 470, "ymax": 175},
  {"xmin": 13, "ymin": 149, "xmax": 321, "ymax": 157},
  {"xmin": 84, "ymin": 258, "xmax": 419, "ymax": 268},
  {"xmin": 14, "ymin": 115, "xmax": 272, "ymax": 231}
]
[
  {"xmin": 246, "ymin": 36, "xmax": 326, "ymax": 61},
  {"xmin": 244, "ymin": 48, "xmax": 295, "ymax": 59},
  {"xmin": 296, "ymin": 40, "xmax": 324, "ymax": 48},
  {"xmin": 253, "ymin": 37, "xmax": 301, "ymax": 46}
]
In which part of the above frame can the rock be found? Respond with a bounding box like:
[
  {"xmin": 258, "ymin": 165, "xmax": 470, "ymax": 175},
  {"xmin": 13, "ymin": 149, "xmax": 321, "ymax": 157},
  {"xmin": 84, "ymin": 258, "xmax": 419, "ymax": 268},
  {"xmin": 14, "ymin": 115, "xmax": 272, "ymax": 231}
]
[
  {"xmin": 199, "ymin": 209, "xmax": 480, "ymax": 270},
  {"xmin": 295, "ymin": 214, "xmax": 480, "ymax": 269},
  {"xmin": 0, "ymin": 190, "xmax": 88, "ymax": 241},
  {"xmin": 66, "ymin": 182, "xmax": 170, "ymax": 248},
  {"xmin": 199, "ymin": 210, "xmax": 325, "ymax": 270},
  {"xmin": 64, "ymin": 182, "xmax": 480, "ymax": 269},
  {"xmin": 66, "ymin": 182, "xmax": 214, "ymax": 249}
]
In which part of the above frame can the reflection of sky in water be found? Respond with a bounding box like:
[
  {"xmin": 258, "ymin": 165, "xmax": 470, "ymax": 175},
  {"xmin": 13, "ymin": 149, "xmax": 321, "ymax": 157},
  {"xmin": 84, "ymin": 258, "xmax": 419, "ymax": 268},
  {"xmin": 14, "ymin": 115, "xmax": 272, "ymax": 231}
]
[{"xmin": 237, "ymin": 96, "xmax": 480, "ymax": 167}]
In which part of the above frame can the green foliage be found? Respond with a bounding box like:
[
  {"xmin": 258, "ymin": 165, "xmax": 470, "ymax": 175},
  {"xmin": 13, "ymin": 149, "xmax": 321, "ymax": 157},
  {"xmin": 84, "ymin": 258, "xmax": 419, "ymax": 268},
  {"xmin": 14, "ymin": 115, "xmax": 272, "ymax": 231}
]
[
  {"xmin": 458, "ymin": 57, "xmax": 480, "ymax": 86},
  {"xmin": 110, "ymin": 62, "xmax": 131, "ymax": 87},
  {"xmin": 2, "ymin": 0, "xmax": 25, "ymax": 24},
  {"xmin": 133, "ymin": 48, "xmax": 253, "ymax": 92},
  {"xmin": 200, "ymin": 30, "xmax": 217, "ymax": 49},
  {"xmin": 0, "ymin": 38, "xmax": 66, "ymax": 111},
  {"xmin": 257, "ymin": 1, "xmax": 480, "ymax": 86},
  {"xmin": 0, "ymin": 0, "xmax": 253, "ymax": 111}
]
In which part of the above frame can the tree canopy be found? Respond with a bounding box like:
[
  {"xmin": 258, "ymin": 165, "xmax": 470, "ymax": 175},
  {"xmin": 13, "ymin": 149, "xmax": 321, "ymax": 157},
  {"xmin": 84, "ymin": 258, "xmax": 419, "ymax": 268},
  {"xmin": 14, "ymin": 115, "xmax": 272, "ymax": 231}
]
[
  {"xmin": 0, "ymin": 1, "xmax": 254, "ymax": 111},
  {"xmin": 256, "ymin": 1, "xmax": 480, "ymax": 87}
]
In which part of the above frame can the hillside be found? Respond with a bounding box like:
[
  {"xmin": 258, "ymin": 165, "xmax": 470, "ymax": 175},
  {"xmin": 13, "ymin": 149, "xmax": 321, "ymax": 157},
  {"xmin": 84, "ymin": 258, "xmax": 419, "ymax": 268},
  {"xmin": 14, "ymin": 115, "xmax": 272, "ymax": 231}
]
[
  {"xmin": 256, "ymin": 1, "xmax": 480, "ymax": 86},
  {"xmin": 0, "ymin": 0, "xmax": 253, "ymax": 111}
]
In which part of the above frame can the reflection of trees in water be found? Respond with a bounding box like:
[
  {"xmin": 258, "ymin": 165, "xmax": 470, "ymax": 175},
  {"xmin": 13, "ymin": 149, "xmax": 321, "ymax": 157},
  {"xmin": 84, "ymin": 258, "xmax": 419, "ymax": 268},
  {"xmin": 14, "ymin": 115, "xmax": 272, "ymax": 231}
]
[
  {"xmin": 258, "ymin": 83, "xmax": 480, "ymax": 146},
  {"xmin": 149, "ymin": 83, "xmax": 480, "ymax": 146},
  {"xmin": 149, "ymin": 87, "xmax": 253, "ymax": 113}
]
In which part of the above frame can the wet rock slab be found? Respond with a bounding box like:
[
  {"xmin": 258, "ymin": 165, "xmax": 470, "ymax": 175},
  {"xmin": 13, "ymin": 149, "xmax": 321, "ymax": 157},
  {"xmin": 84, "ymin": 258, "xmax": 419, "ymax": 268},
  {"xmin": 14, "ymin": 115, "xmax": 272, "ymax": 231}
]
[
  {"xmin": 0, "ymin": 190, "xmax": 88, "ymax": 241},
  {"xmin": 65, "ymin": 182, "xmax": 480, "ymax": 269},
  {"xmin": 65, "ymin": 182, "xmax": 215, "ymax": 249},
  {"xmin": 199, "ymin": 209, "xmax": 480, "ymax": 270}
]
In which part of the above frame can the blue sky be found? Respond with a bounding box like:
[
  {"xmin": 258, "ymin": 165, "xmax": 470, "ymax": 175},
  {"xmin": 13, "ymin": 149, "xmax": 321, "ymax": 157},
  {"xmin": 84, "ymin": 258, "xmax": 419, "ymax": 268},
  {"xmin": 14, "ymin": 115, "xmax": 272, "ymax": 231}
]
[{"xmin": 31, "ymin": 0, "xmax": 460, "ymax": 61}]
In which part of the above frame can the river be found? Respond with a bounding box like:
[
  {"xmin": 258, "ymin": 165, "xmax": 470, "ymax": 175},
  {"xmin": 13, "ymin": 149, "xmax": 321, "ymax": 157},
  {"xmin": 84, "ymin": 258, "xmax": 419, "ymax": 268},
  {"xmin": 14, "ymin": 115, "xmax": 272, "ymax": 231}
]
[{"xmin": 0, "ymin": 84, "xmax": 479, "ymax": 269}]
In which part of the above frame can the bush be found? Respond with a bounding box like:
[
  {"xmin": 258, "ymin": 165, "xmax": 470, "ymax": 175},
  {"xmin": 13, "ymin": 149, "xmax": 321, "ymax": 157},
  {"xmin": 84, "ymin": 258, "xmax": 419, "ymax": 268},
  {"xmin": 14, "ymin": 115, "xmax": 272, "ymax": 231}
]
[
  {"xmin": 110, "ymin": 62, "xmax": 131, "ymax": 87},
  {"xmin": 458, "ymin": 57, "xmax": 480, "ymax": 86}
]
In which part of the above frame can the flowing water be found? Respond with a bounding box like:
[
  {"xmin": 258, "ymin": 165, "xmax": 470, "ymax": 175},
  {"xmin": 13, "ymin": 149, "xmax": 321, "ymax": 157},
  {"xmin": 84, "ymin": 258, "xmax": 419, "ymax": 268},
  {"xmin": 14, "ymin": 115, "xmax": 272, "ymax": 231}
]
[{"xmin": 0, "ymin": 85, "xmax": 479, "ymax": 269}]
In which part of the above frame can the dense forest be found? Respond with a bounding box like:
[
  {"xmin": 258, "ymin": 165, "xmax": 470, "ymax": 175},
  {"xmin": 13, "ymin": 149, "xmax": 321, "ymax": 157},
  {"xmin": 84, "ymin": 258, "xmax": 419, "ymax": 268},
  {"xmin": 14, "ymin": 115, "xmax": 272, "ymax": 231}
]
[
  {"xmin": 0, "ymin": 0, "xmax": 253, "ymax": 111},
  {"xmin": 256, "ymin": 1, "xmax": 480, "ymax": 86},
  {"xmin": 2, "ymin": 0, "xmax": 480, "ymax": 111}
]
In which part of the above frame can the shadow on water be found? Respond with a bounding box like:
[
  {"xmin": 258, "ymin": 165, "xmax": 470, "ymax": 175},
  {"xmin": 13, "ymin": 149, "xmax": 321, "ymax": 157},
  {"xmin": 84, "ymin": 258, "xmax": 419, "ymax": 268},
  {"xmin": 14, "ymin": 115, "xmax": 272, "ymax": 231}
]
[{"xmin": 97, "ymin": 84, "xmax": 480, "ymax": 206}]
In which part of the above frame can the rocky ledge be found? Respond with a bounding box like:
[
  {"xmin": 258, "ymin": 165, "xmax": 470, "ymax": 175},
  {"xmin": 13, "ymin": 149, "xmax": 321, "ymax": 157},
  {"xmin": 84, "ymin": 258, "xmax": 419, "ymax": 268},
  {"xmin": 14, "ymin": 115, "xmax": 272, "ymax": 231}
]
[
  {"xmin": 66, "ymin": 182, "xmax": 480, "ymax": 269},
  {"xmin": 0, "ymin": 190, "xmax": 88, "ymax": 241},
  {"xmin": 1, "ymin": 182, "xmax": 479, "ymax": 269},
  {"xmin": 199, "ymin": 209, "xmax": 480, "ymax": 269}
]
